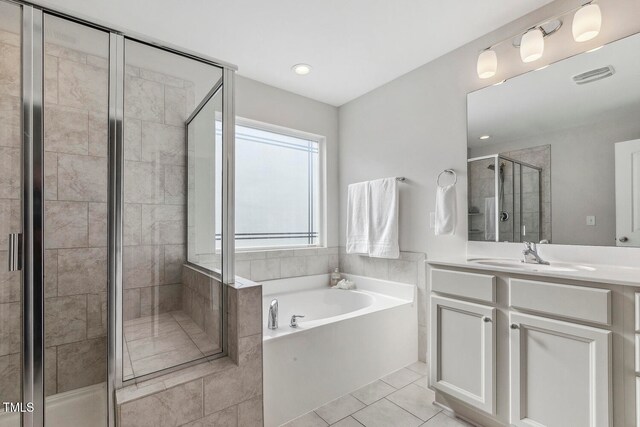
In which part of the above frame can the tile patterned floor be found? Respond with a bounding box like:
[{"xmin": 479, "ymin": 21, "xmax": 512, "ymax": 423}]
[
  {"xmin": 282, "ymin": 362, "xmax": 473, "ymax": 427},
  {"xmin": 122, "ymin": 311, "xmax": 220, "ymax": 380}
]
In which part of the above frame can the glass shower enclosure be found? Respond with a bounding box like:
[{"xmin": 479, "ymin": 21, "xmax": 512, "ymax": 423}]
[
  {"xmin": 467, "ymin": 154, "xmax": 542, "ymax": 243},
  {"xmin": 0, "ymin": 1, "xmax": 236, "ymax": 426}
]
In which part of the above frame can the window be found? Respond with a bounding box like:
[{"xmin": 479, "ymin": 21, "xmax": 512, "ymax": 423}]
[{"xmin": 234, "ymin": 119, "xmax": 323, "ymax": 250}]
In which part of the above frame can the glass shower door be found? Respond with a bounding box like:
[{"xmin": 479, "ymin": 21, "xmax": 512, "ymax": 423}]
[
  {"xmin": 41, "ymin": 14, "xmax": 110, "ymax": 427},
  {"xmin": 0, "ymin": 2, "xmax": 23, "ymax": 426}
]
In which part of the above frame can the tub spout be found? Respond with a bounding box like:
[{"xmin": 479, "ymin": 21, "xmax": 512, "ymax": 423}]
[{"xmin": 268, "ymin": 299, "xmax": 278, "ymax": 329}]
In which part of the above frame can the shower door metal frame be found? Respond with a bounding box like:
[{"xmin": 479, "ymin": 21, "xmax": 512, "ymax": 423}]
[{"xmin": 21, "ymin": 4, "xmax": 45, "ymax": 427}]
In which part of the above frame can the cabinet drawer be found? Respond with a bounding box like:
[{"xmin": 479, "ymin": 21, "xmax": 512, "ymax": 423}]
[
  {"xmin": 509, "ymin": 278, "xmax": 611, "ymax": 325},
  {"xmin": 430, "ymin": 268, "xmax": 496, "ymax": 303}
]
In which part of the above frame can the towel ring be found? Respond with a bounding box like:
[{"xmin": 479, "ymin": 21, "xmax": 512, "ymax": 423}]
[{"xmin": 437, "ymin": 169, "xmax": 457, "ymax": 187}]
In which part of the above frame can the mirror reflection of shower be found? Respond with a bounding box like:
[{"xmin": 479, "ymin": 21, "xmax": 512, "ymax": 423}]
[
  {"xmin": 487, "ymin": 162, "xmax": 510, "ymax": 222},
  {"xmin": 467, "ymin": 154, "xmax": 542, "ymax": 243}
]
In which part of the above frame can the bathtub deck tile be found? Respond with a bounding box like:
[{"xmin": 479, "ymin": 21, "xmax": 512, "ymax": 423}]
[
  {"xmin": 315, "ymin": 394, "xmax": 365, "ymax": 424},
  {"xmin": 351, "ymin": 380, "xmax": 396, "ymax": 405},
  {"xmin": 380, "ymin": 368, "xmax": 423, "ymax": 389}
]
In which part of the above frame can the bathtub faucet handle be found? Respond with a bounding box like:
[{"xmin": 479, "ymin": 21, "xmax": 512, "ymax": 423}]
[{"xmin": 290, "ymin": 314, "xmax": 305, "ymax": 328}]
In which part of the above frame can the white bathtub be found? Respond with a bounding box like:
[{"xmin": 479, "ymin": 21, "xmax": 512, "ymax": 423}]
[{"xmin": 262, "ymin": 274, "xmax": 417, "ymax": 427}]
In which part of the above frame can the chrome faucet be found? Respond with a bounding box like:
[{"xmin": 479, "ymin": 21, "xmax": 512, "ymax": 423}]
[
  {"xmin": 268, "ymin": 299, "xmax": 278, "ymax": 329},
  {"xmin": 290, "ymin": 314, "xmax": 305, "ymax": 328},
  {"xmin": 522, "ymin": 241, "xmax": 549, "ymax": 265}
]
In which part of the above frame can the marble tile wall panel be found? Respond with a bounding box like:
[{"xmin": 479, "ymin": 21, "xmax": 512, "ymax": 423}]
[{"xmin": 122, "ymin": 63, "xmax": 195, "ymax": 338}]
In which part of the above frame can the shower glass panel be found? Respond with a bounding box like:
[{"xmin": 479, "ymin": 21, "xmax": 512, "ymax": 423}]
[
  {"xmin": 520, "ymin": 163, "xmax": 541, "ymax": 243},
  {"xmin": 467, "ymin": 157, "xmax": 497, "ymax": 241},
  {"xmin": 42, "ymin": 14, "xmax": 109, "ymax": 425},
  {"xmin": 186, "ymin": 85, "xmax": 223, "ymax": 269},
  {"xmin": 497, "ymin": 159, "xmax": 514, "ymax": 242},
  {"xmin": 122, "ymin": 39, "xmax": 223, "ymax": 380},
  {"xmin": 0, "ymin": 2, "xmax": 22, "ymax": 426}
]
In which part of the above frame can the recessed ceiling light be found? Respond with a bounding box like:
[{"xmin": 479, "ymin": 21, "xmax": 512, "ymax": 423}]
[
  {"xmin": 292, "ymin": 64, "xmax": 312, "ymax": 75},
  {"xmin": 493, "ymin": 80, "xmax": 506, "ymax": 86},
  {"xmin": 587, "ymin": 45, "xmax": 604, "ymax": 53},
  {"xmin": 535, "ymin": 65, "xmax": 549, "ymax": 71},
  {"xmin": 479, "ymin": 135, "xmax": 491, "ymax": 140}
]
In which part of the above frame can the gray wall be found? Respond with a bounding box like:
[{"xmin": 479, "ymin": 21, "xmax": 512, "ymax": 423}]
[
  {"xmin": 338, "ymin": 0, "xmax": 640, "ymax": 257},
  {"xmin": 236, "ymin": 76, "xmax": 339, "ymax": 247}
]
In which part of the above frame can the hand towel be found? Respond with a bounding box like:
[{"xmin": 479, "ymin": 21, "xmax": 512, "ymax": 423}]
[
  {"xmin": 346, "ymin": 182, "xmax": 369, "ymax": 254},
  {"xmin": 484, "ymin": 197, "xmax": 496, "ymax": 241},
  {"xmin": 435, "ymin": 184, "xmax": 456, "ymax": 235},
  {"xmin": 368, "ymin": 178, "xmax": 400, "ymax": 258}
]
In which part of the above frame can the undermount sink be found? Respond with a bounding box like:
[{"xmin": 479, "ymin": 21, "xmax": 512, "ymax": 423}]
[{"xmin": 468, "ymin": 258, "xmax": 596, "ymax": 273}]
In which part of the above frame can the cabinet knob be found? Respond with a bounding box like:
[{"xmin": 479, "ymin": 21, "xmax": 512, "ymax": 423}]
[
  {"xmin": 510, "ymin": 323, "xmax": 519, "ymax": 330},
  {"xmin": 619, "ymin": 236, "xmax": 629, "ymax": 243},
  {"xmin": 483, "ymin": 316, "xmax": 492, "ymax": 323}
]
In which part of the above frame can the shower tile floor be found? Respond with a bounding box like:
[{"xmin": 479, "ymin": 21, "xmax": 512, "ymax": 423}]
[
  {"xmin": 283, "ymin": 362, "xmax": 473, "ymax": 427},
  {"xmin": 122, "ymin": 311, "xmax": 220, "ymax": 380}
]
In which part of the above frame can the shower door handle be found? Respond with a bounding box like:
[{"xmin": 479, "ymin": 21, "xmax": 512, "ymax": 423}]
[{"xmin": 8, "ymin": 233, "xmax": 22, "ymax": 272}]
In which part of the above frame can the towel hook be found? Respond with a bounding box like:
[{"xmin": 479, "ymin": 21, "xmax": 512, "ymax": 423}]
[{"xmin": 437, "ymin": 169, "xmax": 457, "ymax": 187}]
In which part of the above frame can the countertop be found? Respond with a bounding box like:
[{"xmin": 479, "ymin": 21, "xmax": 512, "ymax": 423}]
[{"xmin": 427, "ymin": 257, "xmax": 640, "ymax": 287}]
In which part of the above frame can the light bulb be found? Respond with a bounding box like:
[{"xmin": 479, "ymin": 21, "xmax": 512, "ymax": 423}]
[
  {"xmin": 292, "ymin": 64, "xmax": 312, "ymax": 75},
  {"xmin": 520, "ymin": 28, "xmax": 544, "ymax": 63},
  {"xmin": 477, "ymin": 49, "xmax": 497, "ymax": 79},
  {"xmin": 572, "ymin": 4, "xmax": 601, "ymax": 42}
]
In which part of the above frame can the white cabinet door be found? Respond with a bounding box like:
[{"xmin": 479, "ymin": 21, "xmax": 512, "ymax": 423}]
[
  {"xmin": 615, "ymin": 139, "xmax": 640, "ymax": 246},
  {"xmin": 509, "ymin": 313, "xmax": 611, "ymax": 427},
  {"xmin": 429, "ymin": 295, "xmax": 495, "ymax": 414}
]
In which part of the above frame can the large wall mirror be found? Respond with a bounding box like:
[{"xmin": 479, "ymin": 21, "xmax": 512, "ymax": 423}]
[{"xmin": 467, "ymin": 32, "xmax": 640, "ymax": 247}]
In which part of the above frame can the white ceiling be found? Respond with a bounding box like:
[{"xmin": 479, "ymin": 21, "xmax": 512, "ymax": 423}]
[
  {"xmin": 468, "ymin": 32, "xmax": 640, "ymax": 147},
  {"xmin": 36, "ymin": 0, "xmax": 554, "ymax": 106}
]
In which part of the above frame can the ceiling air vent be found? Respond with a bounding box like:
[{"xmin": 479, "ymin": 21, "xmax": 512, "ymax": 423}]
[{"xmin": 572, "ymin": 66, "xmax": 615, "ymax": 85}]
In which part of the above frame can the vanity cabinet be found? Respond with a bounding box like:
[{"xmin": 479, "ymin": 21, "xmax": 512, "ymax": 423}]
[
  {"xmin": 426, "ymin": 264, "xmax": 633, "ymax": 427},
  {"xmin": 509, "ymin": 312, "xmax": 611, "ymax": 427},
  {"xmin": 429, "ymin": 295, "xmax": 496, "ymax": 414}
]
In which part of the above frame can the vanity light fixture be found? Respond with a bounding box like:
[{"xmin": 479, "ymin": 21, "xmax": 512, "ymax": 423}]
[
  {"xmin": 572, "ymin": 3, "xmax": 601, "ymax": 42},
  {"xmin": 477, "ymin": 49, "xmax": 497, "ymax": 79},
  {"xmin": 292, "ymin": 63, "xmax": 312, "ymax": 75},
  {"xmin": 479, "ymin": 135, "xmax": 491, "ymax": 140},
  {"xmin": 520, "ymin": 28, "xmax": 544, "ymax": 63}
]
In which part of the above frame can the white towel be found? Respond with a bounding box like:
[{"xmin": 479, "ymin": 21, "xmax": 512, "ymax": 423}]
[
  {"xmin": 368, "ymin": 178, "xmax": 399, "ymax": 259},
  {"xmin": 484, "ymin": 197, "xmax": 496, "ymax": 241},
  {"xmin": 435, "ymin": 184, "xmax": 456, "ymax": 235},
  {"xmin": 346, "ymin": 182, "xmax": 369, "ymax": 254}
]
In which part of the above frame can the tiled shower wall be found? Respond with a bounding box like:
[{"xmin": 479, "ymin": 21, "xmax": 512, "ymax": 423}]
[
  {"xmin": 41, "ymin": 39, "xmax": 110, "ymax": 396},
  {"xmin": 0, "ymin": 28, "xmax": 23, "ymax": 405},
  {"xmin": 235, "ymin": 247, "xmax": 340, "ymax": 282},
  {"xmin": 339, "ymin": 248, "xmax": 427, "ymax": 361},
  {"xmin": 122, "ymin": 63, "xmax": 195, "ymax": 321},
  {"xmin": 1, "ymin": 30, "xmax": 110, "ymax": 400},
  {"xmin": 502, "ymin": 145, "xmax": 551, "ymax": 243}
]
